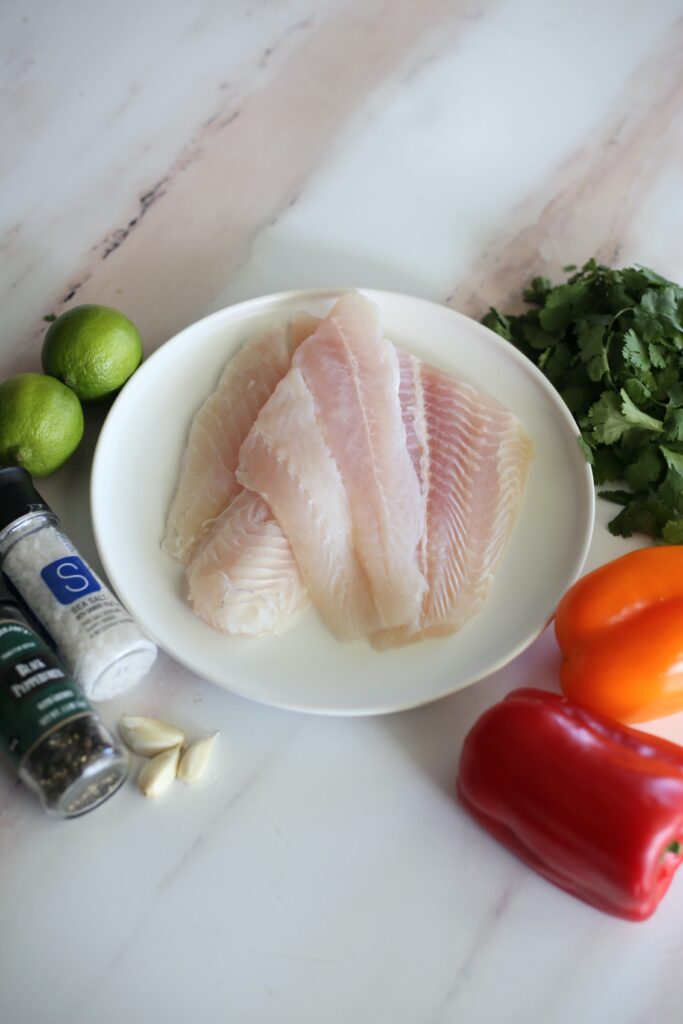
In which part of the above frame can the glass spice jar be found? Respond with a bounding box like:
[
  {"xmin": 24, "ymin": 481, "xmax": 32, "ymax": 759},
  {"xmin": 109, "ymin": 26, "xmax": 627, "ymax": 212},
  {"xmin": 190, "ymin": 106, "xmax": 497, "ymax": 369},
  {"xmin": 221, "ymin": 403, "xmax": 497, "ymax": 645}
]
[
  {"xmin": 0, "ymin": 575, "xmax": 128, "ymax": 817},
  {"xmin": 0, "ymin": 467, "xmax": 156, "ymax": 701}
]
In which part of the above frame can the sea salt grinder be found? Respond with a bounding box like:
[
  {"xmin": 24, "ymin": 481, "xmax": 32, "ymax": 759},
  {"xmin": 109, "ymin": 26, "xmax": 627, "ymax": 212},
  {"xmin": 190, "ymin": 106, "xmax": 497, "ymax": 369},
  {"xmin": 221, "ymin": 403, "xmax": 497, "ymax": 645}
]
[{"xmin": 0, "ymin": 467, "xmax": 157, "ymax": 701}]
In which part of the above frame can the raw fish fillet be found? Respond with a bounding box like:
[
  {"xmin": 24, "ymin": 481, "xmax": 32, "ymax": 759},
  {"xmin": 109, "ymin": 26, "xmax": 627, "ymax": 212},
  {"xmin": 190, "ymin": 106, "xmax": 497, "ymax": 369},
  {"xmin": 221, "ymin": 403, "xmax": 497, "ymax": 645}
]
[
  {"xmin": 186, "ymin": 490, "xmax": 309, "ymax": 635},
  {"xmin": 237, "ymin": 368, "xmax": 380, "ymax": 640},
  {"xmin": 396, "ymin": 349, "xmax": 430, "ymax": 578},
  {"xmin": 292, "ymin": 294, "xmax": 426, "ymax": 629},
  {"xmin": 163, "ymin": 316, "xmax": 315, "ymax": 563},
  {"xmin": 181, "ymin": 312, "xmax": 320, "ymax": 635},
  {"xmin": 374, "ymin": 354, "xmax": 532, "ymax": 647}
]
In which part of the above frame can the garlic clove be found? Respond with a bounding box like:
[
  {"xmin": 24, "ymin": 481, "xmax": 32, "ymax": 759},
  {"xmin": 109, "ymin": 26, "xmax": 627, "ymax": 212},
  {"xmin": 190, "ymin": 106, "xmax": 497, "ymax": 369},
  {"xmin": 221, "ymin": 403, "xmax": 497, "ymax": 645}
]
[
  {"xmin": 177, "ymin": 733, "xmax": 218, "ymax": 785},
  {"xmin": 137, "ymin": 745, "xmax": 181, "ymax": 798},
  {"xmin": 118, "ymin": 715, "xmax": 185, "ymax": 757}
]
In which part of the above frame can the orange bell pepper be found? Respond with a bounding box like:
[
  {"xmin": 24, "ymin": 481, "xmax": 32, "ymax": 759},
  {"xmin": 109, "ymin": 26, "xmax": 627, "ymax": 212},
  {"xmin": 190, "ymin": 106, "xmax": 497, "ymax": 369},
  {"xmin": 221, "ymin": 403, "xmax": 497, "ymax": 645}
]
[{"xmin": 555, "ymin": 547, "xmax": 683, "ymax": 724}]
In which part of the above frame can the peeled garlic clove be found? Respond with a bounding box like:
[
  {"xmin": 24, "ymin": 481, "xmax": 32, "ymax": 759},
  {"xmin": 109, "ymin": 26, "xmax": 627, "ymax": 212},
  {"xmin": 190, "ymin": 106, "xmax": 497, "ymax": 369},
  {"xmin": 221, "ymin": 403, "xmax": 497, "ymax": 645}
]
[
  {"xmin": 138, "ymin": 745, "xmax": 180, "ymax": 798},
  {"xmin": 177, "ymin": 733, "xmax": 218, "ymax": 785},
  {"xmin": 118, "ymin": 715, "xmax": 185, "ymax": 757}
]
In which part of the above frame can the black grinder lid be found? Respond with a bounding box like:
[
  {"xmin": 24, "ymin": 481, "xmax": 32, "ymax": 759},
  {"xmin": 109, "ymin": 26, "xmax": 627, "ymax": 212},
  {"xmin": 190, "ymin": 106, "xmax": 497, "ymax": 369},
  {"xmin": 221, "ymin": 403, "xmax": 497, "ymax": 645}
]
[{"xmin": 0, "ymin": 467, "xmax": 51, "ymax": 536}]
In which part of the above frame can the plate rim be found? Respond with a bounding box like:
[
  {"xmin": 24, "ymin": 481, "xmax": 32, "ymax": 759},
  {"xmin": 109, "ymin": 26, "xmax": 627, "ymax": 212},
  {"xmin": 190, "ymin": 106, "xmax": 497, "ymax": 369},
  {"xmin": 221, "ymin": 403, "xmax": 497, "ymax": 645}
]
[{"xmin": 91, "ymin": 287, "xmax": 595, "ymax": 716}]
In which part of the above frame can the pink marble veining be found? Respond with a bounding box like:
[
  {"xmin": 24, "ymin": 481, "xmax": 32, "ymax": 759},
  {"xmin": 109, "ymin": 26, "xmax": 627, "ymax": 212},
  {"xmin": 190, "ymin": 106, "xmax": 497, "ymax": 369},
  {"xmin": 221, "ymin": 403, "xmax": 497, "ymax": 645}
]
[{"xmin": 451, "ymin": 15, "xmax": 683, "ymax": 317}]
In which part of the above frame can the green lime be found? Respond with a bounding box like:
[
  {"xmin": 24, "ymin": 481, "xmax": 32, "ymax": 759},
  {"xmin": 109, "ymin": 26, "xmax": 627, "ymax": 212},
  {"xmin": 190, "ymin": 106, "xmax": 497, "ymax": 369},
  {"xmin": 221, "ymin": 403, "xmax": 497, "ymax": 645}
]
[
  {"xmin": 0, "ymin": 373, "xmax": 84, "ymax": 477},
  {"xmin": 42, "ymin": 304, "xmax": 143, "ymax": 401}
]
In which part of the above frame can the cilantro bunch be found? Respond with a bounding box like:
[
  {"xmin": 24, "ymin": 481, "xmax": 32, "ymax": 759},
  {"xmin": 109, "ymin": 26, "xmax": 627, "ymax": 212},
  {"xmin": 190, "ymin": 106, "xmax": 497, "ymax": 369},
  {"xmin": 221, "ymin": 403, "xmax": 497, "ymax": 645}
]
[{"xmin": 483, "ymin": 259, "xmax": 683, "ymax": 542}]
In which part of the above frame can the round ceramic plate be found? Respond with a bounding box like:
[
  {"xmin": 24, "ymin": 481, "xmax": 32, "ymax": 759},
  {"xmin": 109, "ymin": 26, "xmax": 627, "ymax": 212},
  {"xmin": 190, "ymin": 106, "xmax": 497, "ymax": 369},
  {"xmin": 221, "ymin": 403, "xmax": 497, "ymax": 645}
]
[{"xmin": 91, "ymin": 289, "xmax": 594, "ymax": 715}]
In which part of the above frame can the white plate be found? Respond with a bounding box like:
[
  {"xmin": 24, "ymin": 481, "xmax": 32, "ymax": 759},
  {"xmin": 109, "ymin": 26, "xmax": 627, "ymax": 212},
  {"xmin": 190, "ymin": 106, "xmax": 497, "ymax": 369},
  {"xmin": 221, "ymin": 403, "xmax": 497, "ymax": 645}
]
[{"xmin": 91, "ymin": 289, "xmax": 594, "ymax": 716}]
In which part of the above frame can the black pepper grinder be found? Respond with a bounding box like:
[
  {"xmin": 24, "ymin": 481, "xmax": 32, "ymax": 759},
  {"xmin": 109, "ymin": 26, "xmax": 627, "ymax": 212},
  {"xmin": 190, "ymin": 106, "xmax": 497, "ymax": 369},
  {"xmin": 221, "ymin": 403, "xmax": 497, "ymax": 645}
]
[{"xmin": 0, "ymin": 577, "xmax": 128, "ymax": 817}]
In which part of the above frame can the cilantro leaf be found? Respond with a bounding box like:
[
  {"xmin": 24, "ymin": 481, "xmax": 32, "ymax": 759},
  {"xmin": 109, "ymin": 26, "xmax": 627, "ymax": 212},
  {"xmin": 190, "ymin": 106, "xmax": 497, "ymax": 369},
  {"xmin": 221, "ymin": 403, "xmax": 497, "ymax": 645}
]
[
  {"xmin": 538, "ymin": 341, "xmax": 572, "ymax": 385},
  {"xmin": 634, "ymin": 265, "xmax": 678, "ymax": 287},
  {"xmin": 663, "ymin": 518, "xmax": 683, "ymax": 543},
  {"xmin": 576, "ymin": 435, "xmax": 593, "ymax": 464},
  {"xmin": 622, "ymin": 329, "xmax": 650, "ymax": 373},
  {"xmin": 653, "ymin": 366, "xmax": 681, "ymax": 400},
  {"xmin": 588, "ymin": 393, "xmax": 632, "ymax": 445},
  {"xmin": 598, "ymin": 489, "xmax": 635, "ymax": 506},
  {"xmin": 539, "ymin": 281, "xmax": 591, "ymax": 333},
  {"xmin": 620, "ymin": 267, "xmax": 656, "ymax": 296},
  {"xmin": 649, "ymin": 342, "xmax": 668, "ymax": 369},
  {"xmin": 623, "ymin": 377, "xmax": 651, "ymax": 405},
  {"xmin": 523, "ymin": 322, "xmax": 557, "ymax": 350},
  {"xmin": 660, "ymin": 446, "xmax": 683, "ymax": 478},
  {"xmin": 641, "ymin": 287, "xmax": 683, "ymax": 332},
  {"xmin": 522, "ymin": 277, "xmax": 553, "ymax": 306},
  {"xmin": 592, "ymin": 446, "xmax": 624, "ymax": 485},
  {"xmin": 623, "ymin": 443, "xmax": 662, "ymax": 490},
  {"xmin": 619, "ymin": 389, "xmax": 664, "ymax": 432},
  {"xmin": 658, "ymin": 451, "xmax": 683, "ymax": 512},
  {"xmin": 481, "ymin": 258, "xmax": 683, "ymax": 542},
  {"xmin": 607, "ymin": 498, "xmax": 663, "ymax": 539},
  {"xmin": 561, "ymin": 382, "xmax": 596, "ymax": 417},
  {"xmin": 664, "ymin": 406, "xmax": 683, "ymax": 442},
  {"xmin": 577, "ymin": 321, "xmax": 609, "ymax": 382},
  {"xmin": 587, "ymin": 390, "xmax": 661, "ymax": 445},
  {"xmin": 481, "ymin": 308, "xmax": 512, "ymax": 341}
]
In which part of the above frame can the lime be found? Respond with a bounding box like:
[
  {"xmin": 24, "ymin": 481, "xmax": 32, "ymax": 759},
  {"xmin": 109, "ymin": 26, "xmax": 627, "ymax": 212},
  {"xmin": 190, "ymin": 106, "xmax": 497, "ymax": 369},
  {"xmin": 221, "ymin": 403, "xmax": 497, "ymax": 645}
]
[
  {"xmin": 0, "ymin": 373, "xmax": 84, "ymax": 477},
  {"xmin": 42, "ymin": 304, "xmax": 143, "ymax": 401}
]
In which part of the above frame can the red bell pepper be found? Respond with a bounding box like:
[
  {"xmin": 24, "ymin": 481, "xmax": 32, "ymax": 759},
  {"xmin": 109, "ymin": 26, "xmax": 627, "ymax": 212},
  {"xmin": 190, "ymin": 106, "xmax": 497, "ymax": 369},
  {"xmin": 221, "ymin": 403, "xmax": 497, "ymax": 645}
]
[{"xmin": 456, "ymin": 688, "xmax": 683, "ymax": 921}]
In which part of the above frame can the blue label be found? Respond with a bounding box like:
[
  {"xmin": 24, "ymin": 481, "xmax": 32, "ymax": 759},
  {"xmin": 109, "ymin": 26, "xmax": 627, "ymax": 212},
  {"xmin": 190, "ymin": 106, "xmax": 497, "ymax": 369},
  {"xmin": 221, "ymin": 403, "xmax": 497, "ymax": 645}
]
[{"xmin": 40, "ymin": 557, "xmax": 101, "ymax": 606}]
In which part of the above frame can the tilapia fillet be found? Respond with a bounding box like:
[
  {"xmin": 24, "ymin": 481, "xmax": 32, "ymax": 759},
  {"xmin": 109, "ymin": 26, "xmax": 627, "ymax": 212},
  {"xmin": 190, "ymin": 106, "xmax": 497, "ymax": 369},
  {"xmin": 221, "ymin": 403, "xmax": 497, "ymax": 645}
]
[
  {"xmin": 292, "ymin": 293, "xmax": 426, "ymax": 629},
  {"xmin": 186, "ymin": 490, "xmax": 309, "ymax": 636},
  {"xmin": 374, "ymin": 354, "xmax": 532, "ymax": 648},
  {"xmin": 163, "ymin": 316, "xmax": 315, "ymax": 564},
  {"xmin": 179, "ymin": 313, "xmax": 320, "ymax": 635},
  {"xmin": 237, "ymin": 367, "xmax": 380, "ymax": 641}
]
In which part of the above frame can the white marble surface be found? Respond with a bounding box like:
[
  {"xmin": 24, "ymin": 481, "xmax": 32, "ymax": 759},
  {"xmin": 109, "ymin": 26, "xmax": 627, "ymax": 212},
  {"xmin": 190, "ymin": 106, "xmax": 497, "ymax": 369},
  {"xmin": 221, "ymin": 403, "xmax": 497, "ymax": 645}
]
[{"xmin": 2, "ymin": 2, "xmax": 683, "ymax": 1021}]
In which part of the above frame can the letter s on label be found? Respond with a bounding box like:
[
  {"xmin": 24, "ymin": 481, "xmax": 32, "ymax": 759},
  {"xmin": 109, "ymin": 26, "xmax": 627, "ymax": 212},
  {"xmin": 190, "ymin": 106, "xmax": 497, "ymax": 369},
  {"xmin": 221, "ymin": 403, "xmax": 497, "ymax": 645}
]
[{"xmin": 55, "ymin": 561, "xmax": 91, "ymax": 594}]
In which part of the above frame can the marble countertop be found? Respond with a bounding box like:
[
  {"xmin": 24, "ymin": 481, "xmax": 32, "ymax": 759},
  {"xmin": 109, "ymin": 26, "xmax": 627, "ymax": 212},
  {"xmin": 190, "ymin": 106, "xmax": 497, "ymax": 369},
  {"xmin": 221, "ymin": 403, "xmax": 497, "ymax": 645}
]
[{"xmin": 3, "ymin": 2, "xmax": 683, "ymax": 1021}]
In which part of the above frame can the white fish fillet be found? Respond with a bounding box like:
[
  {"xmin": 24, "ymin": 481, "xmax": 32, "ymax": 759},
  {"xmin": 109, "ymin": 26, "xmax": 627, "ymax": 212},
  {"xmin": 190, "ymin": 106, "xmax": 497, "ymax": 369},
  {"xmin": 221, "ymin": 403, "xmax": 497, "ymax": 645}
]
[
  {"xmin": 292, "ymin": 294, "xmax": 426, "ymax": 629},
  {"xmin": 181, "ymin": 313, "xmax": 319, "ymax": 634},
  {"xmin": 186, "ymin": 490, "xmax": 309, "ymax": 635},
  {"xmin": 373, "ymin": 354, "xmax": 532, "ymax": 648},
  {"xmin": 237, "ymin": 368, "xmax": 380, "ymax": 640},
  {"xmin": 163, "ymin": 317, "xmax": 314, "ymax": 563}
]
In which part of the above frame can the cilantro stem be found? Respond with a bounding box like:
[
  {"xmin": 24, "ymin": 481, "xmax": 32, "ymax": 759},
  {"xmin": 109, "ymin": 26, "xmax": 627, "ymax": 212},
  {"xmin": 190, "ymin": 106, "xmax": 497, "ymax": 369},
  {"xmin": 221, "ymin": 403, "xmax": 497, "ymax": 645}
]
[{"xmin": 607, "ymin": 306, "xmax": 636, "ymax": 332}]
